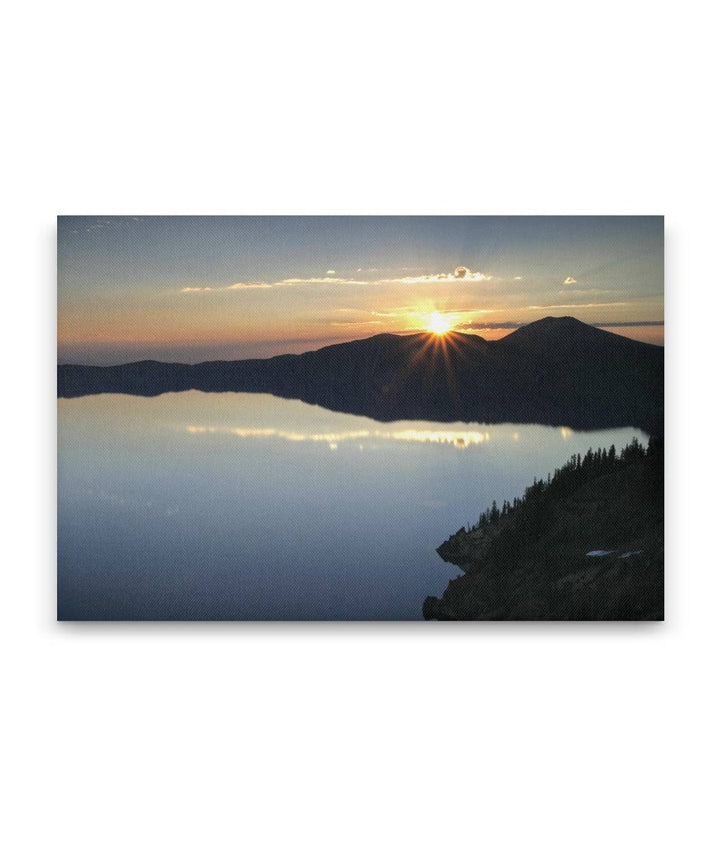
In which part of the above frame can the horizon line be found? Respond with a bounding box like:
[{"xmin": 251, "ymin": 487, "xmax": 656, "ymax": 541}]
[{"xmin": 57, "ymin": 317, "xmax": 665, "ymax": 366}]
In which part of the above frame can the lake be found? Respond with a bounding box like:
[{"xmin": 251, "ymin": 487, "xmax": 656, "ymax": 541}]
[{"xmin": 57, "ymin": 391, "xmax": 648, "ymax": 620}]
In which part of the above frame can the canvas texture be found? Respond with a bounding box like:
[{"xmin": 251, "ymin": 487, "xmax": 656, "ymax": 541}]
[{"xmin": 57, "ymin": 216, "xmax": 664, "ymax": 620}]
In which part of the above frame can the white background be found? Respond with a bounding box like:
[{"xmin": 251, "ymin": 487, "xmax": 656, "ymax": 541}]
[{"xmin": 2, "ymin": 1, "xmax": 718, "ymax": 854}]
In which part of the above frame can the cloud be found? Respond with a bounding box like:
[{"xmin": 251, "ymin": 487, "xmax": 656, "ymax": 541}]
[
  {"xmin": 524, "ymin": 301, "xmax": 629, "ymax": 310},
  {"xmin": 445, "ymin": 318, "xmax": 664, "ymax": 333},
  {"xmin": 180, "ymin": 276, "xmax": 369, "ymax": 293},
  {"xmin": 593, "ymin": 320, "xmax": 664, "ymax": 328},
  {"xmin": 179, "ymin": 265, "xmax": 498, "ymax": 294},
  {"xmin": 514, "ymin": 276, "xmax": 523, "ymax": 280},
  {"xmin": 329, "ymin": 320, "xmax": 384, "ymax": 327},
  {"xmin": 391, "ymin": 266, "xmax": 492, "ymax": 284},
  {"xmin": 563, "ymin": 276, "xmax": 577, "ymax": 285},
  {"xmin": 278, "ymin": 277, "xmax": 369, "ymax": 285},
  {"xmin": 181, "ymin": 283, "xmax": 272, "ymax": 292},
  {"xmin": 454, "ymin": 321, "xmax": 523, "ymax": 330},
  {"xmin": 66, "ymin": 217, "xmax": 140, "ymax": 235}
]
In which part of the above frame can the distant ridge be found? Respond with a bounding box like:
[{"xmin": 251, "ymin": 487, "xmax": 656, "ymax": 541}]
[{"xmin": 58, "ymin": 317, "xmax": 664, "ymax": 435}]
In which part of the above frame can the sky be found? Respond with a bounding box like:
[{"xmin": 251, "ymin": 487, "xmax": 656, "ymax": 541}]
[{"xmin": 58, "ymin": 216, "xmax": 664, "ymax": 364}]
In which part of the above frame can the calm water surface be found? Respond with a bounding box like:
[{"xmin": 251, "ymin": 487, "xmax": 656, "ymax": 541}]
[{"xmin": 57, "ymin": 392, "xmax": 648, "ymax": 620}]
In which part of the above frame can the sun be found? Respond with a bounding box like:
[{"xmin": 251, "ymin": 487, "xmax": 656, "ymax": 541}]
[{"xmin": 427, "ymin": 311, "xmax": 453, "ymax": 335}]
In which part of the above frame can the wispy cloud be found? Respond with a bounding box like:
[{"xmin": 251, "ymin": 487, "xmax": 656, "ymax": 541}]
[
  {"xmin": 391, "ymin": 266, "xmax": 492, "ymax": 284},
  {"xmin": 181, "ymin": 275, "xmax": 370, "ymax": 293},
  {"xmin": 278, "ymin": 277, "xmax": 369, "ymax": 285},
  {"xmin": 454, "ymin": 321, "xmax": 524, "ymax": 331},
  {"xmin": 63, "ymin": 216, "xmax": 145, "ymax": 235},
  {"xmin": 449, "ymin": 318, "xmax": 664, "ymax": 332},
  {"xmin": 593, "ymin": 320, "xmax": 664, "ymax": 327},
  {"xmin": 524, "ymin": 301, "xmax": 629, "ymax": 310},
  {"xmin": 329, "ymin": 320, "xmax": 384, "ymax": 327},
  {"xmin": 181, "ymin": 283, "xmax": 273, "ymax": 292},
  {"xmin": 180, "ymin": 265, "xmax": 496, "ymax": 293}
]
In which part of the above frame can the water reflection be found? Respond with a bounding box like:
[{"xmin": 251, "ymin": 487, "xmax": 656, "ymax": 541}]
[
  {"xmin": 185, "ymin": 424, "xmax": 495, "ymax": 449},
  {"xmin": 57, "ymin": 392, "xmax": 648, "ymax": 620}
]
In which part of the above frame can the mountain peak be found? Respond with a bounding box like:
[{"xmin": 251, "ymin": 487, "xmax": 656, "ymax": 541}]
[
  {"xmin": 521, "ymin": 315, "xmax": 590, "ymax": 330},
  {"xmin": 496, "ymin": 315, "xmax": 664, "ymax": 364},
  {"xmin": 499, "ymin": 316, "xmax": 605, "ymax": 347}
]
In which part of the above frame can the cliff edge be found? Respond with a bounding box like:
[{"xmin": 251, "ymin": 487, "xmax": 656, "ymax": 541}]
[{"xmin": 424, "ymin": 439, "xmax": 664, "ymax": 620}]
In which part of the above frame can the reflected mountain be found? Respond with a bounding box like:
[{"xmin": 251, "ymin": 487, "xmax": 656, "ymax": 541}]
[{"xmin": 58, "ymin": 316, "xmax": 664, "ymax": 435}]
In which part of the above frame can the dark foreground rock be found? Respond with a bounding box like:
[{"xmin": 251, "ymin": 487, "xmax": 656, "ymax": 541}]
[{"xmin": 425, "ymin": 440, "xmax": 664, "ymax": 621}]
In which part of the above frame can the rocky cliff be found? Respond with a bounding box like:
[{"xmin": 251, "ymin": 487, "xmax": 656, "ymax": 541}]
[{"xmin": 424, "ymin": 440, "xmax": 664, "ymax": 620}]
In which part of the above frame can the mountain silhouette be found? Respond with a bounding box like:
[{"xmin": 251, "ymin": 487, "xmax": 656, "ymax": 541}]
[{"xmin": 57, "ymin": 316, "xmax": 664, "ymax": 434}]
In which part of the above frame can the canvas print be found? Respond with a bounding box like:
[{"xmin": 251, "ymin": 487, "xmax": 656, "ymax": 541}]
[{"xmin": 57, "ymin": 216, "xmax": 664, "ymax": 620}]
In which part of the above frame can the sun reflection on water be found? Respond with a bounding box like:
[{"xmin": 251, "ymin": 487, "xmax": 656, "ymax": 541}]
[{"xmin": 185, "ymin": 424, "xmax": 493, "ymax": 449}]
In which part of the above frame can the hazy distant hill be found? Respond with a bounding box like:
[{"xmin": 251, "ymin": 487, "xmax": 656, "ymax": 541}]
[{"xmin": 57, "ymin": 316, "xmax": 664, "ymax": 434}]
